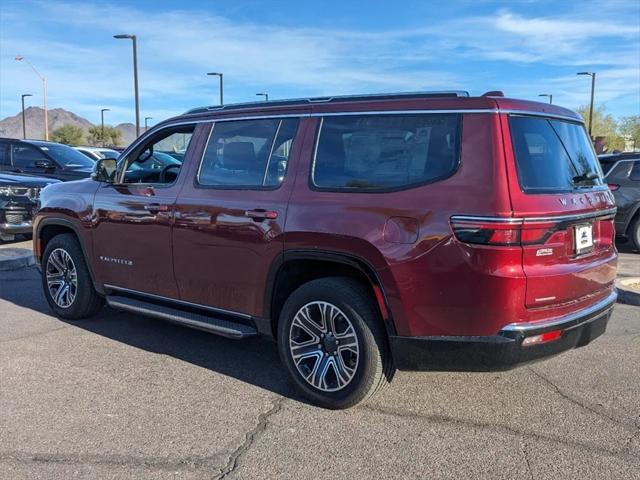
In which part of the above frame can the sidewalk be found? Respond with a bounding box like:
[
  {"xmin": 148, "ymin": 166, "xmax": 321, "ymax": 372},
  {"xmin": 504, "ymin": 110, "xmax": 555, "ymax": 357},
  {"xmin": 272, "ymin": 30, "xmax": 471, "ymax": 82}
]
[{"xmin": 0, "ymin": 239, "xmax": 35, "ymax": 271}]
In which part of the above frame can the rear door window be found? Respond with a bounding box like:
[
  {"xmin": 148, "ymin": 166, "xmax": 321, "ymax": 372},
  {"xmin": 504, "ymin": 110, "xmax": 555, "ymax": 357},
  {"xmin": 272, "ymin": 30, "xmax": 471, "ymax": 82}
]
[
  {"xmin": 509, "ymin": 116, "xmax": 605, "ymax": 193},
  {"xmin": 630, "ymin": 161, "xmax": 640, "ymax": 181},
  {"xmin": 198, "ymin": 118, "xmax": 299, "ymax": 189},
  {"xmin": 312, "ymin": 114, "xmax": 460, "ymax": 191}
]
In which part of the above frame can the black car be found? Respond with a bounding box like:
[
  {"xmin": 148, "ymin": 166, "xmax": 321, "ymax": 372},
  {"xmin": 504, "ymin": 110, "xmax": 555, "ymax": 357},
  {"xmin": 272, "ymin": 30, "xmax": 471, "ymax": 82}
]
[
  {"xmin": 0, "ymin": 172, "xmax": 60, "ymax": 241},
  {"xmin": 0, "ymin": 138, "xmax": 94, "ymax": 181},
  {"xmin": 599, "ymin": 153, "xmax": 640, "ymax": 250}
]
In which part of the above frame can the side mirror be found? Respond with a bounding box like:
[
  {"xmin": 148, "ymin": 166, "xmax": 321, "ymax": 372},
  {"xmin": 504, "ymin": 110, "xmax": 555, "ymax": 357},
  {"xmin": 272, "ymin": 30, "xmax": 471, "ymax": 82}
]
[
  {"xmin": 35, "ymin": 159, "xmax": 54, "ymax": 169},
  {"xmin": 91, "ymin": 158, "xmax": 117, "ymax": 183}
]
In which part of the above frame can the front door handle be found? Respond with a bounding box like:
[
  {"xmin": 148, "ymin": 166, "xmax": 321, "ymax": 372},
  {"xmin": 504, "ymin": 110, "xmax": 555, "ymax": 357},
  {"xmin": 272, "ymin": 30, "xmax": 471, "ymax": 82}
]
[
  {"xmin": 145, "ymin": 203, "xmax": 169, "ymax": 213},
  {"xmin": 245, "ymin": 209, "xmax": 278, "ymax": 220}
]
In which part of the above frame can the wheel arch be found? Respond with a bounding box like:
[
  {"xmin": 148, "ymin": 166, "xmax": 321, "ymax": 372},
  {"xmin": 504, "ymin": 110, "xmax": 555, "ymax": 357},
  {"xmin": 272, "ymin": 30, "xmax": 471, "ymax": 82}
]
[
  {"xmin": 36, "ymin": 218, "xmax": 99, "ymax": 291},
  {"xmin": 262, "ymin": 249, "xmax": 396, "ymax": 340}
]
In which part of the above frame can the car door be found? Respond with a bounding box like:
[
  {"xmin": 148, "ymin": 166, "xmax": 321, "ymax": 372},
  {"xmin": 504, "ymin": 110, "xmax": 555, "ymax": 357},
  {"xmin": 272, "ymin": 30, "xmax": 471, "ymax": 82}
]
[
  {"xmin": 91, "ymin": 123, "xmax": 200, "ymax": 298},
  {"xmin": 172, "ymin": 116, "xmax": 306, "ymax": 316}
]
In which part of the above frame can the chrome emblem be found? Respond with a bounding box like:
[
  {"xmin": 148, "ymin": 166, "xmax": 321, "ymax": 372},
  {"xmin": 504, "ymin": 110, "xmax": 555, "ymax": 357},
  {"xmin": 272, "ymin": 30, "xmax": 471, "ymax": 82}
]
[{"xmin": 536, "ymin": 248, "xmax": 553, "ymax": 257}]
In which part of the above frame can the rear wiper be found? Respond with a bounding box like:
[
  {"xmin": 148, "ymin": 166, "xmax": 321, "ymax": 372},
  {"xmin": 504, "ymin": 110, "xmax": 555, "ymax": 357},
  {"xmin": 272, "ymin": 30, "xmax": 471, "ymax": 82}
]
[{"xmin": 572, "ymin": 171, "xmax": 599, "ymax": 184}]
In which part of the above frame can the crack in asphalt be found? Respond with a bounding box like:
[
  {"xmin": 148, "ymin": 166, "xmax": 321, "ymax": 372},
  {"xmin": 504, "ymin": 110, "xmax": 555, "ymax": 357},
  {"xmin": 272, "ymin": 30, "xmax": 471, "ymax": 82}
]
[
  {"xmin": 0, "ymin": 451, "xmax": 226, "ymax": 472},
  {"xmin": 213, "ymin": 397, "xmax": 286, "ymax": 480},
  {"xmin": 527, "ymin": 367, "xmax": 637, "ymax": 432},
  {"xmin": 519, "ymin": 437, "xmax": 534, "ymax": 480},
  {"xmin": 621, "ymin": 415, "xmax": 640, "ymax": 454},
  {"xmin": 362, "ymin": 404, "xmax": 640, "ymax": 463}
]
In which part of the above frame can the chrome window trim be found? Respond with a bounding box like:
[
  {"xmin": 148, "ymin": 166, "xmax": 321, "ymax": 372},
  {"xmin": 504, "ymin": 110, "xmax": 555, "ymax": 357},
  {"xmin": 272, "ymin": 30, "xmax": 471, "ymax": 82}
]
[
  {"xmin": 602, "ymin": 158, "xmax": 640, "ymax": 177},
  {"xmin": 104, "ymin": 284, "xmax": 253, "ymax": 319},
  {"xmin": 500, "ymin": 290, "xmax": 617, "ymax": 333},
  {"xmin": 451, "ymin": 207, "xmax": 617, "ymax": 225}
]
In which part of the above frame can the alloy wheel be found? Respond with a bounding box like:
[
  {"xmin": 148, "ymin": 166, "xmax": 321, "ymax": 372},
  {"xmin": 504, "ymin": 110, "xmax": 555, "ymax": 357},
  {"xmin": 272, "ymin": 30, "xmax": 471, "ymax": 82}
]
[
  {"xmin": 289, "ymin": 301, "xmax": 360, "ymax": 392},
  {"xmin": 46, "ymin": 248, "xmax": 78, "ymax": 308}
]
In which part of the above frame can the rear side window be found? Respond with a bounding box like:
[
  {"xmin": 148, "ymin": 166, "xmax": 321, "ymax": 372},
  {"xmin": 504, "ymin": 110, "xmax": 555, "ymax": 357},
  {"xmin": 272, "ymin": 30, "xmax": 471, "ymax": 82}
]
[
  {"xmin": 630, "ymin": 161, "xmax": 640, "ymax": 181},
  {"xmin": 0, "ymin": 143, "xmax": 9, "ymax": 165},
  {"xmin": 312, "ymin": 114, "xmax": 460, "ymax": 191},
  {"xmin": 198, "ymin": 118, "xmax": 299, "ymax": 188},
  {"xmin": 509, "ymin": 116, "xmax": 605, "ymax": 193}
]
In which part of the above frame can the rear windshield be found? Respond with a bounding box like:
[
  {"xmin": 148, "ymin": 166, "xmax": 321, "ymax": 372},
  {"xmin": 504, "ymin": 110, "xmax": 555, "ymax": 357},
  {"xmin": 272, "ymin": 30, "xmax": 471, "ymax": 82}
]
[{"xmin": 509, "ymin": 116, "xmax": 605, "ymax": 193}]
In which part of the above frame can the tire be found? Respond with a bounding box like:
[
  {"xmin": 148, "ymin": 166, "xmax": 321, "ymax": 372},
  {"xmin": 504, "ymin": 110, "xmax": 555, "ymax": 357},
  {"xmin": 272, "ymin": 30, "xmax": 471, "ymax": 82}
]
[
  {"xmin": 630, "ymin": 215, "xmax": 640, "ymax": 252},
  {"xmin": 277, "ymin": 277, "xmax": 395, "ymax": 409},
  {"xmin": 41, "ymin": 233, "xmax": 103, "ymax": 319}
]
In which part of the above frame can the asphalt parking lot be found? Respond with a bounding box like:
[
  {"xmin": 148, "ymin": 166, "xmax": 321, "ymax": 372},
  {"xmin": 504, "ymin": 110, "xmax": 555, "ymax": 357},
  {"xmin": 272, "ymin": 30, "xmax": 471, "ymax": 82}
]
[{"xmin": 0, "ymin": 243, "xmax": 639, "ymax": 479}]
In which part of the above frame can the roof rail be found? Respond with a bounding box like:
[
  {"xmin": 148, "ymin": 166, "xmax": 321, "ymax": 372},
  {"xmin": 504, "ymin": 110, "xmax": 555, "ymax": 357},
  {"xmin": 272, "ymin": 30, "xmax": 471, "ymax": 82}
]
[{"xmin": 184, "ymin": 90, "xmax": 470, "ymax": 115}]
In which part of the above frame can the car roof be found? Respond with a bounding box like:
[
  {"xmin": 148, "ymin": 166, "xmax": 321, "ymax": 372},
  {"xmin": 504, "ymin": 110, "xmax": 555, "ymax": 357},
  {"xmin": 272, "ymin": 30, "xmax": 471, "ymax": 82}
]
[{"xmin": 175, "ymin": 90, "xmax": 581, "ymax": 125}]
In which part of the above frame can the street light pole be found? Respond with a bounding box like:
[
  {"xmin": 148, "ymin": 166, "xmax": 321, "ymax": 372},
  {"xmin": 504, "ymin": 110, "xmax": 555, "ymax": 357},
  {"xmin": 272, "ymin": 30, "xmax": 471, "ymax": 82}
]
[
  {"xmin": 20, "ymin": 94, "xmax": 33, "ymax": 139},
  {"xmin": 538, "ymin": 93, "xmax": 553, "ymax": 104},
  {"xmin": 207, "ymin": 73, "xmax": 224, "ymax": 105},
  {"xmin": 577, "ymin": 72, "xmax": 596, "ymax": 138},
  {"xmin": 256, "ymin": 92, "xmax": 269, "ymax": 102},
  {"xmin": 15, "ymin": 56, "xmax": 48, "ymax": 140},
  {"xmin": 144, "ymin": 117, "xmax": 152, "ymax": 131},
  {"xmin": 101, "ymin": 108, "xmax": 110, "ymax": 147},
  {"xmin": 114, "ymin": 34, "xmax": 140, "ymax": 137}
]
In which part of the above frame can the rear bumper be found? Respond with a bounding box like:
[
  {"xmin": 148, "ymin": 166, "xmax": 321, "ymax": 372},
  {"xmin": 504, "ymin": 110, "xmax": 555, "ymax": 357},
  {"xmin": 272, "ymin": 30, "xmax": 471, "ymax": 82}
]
[{"xmin": 390, "ymin": 290, "xmax": 617, "ymax": 371}]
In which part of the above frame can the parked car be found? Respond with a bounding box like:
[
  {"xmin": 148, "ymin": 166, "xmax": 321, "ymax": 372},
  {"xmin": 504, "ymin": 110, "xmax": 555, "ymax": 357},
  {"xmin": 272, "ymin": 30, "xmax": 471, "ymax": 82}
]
[
  {"xmin": 0, "ymin": 172, "xmax": 59, "ymax": 242},
  {"xmin": 74, "ymin": 146, "xmax": 120, "ymax": 161},
  {"xmin": 0, "ymin": 138, "xmax": 94, "ymax": 181},
  {"xmin": 599, "ymin": 152, "xmax": 640, "ymax": 250},
  {"xmin": 33, "ymin": 91, "xmax": 617, "ymax": 408}
]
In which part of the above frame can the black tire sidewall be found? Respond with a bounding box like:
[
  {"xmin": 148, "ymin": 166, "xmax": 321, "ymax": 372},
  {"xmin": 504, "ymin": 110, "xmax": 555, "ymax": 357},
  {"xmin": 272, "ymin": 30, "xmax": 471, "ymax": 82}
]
[
  {"xmin": 631, "ymin": 216, "xmax": 640, "ymax": 251},
  {"xmin": 277, "ymin": 278, "xmax": 387, "ymax": 409}
]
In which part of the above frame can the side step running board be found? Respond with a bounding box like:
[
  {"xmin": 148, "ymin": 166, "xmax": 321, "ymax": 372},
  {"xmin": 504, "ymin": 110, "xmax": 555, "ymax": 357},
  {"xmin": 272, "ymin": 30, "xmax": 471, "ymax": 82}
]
[{"xmin": 106, "ymin": 295, "xmax": 258, "ymax": 339}]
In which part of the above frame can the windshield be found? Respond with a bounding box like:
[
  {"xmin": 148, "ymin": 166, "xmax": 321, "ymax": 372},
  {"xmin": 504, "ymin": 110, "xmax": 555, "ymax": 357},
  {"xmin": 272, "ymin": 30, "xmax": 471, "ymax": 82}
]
[
  {"xmin": 509, "ymin": 116, "xmax": 605, "ymax": 192},
  {"xmin": 29, "ymin": 142, "xmax": 94, "ymax": 168}
]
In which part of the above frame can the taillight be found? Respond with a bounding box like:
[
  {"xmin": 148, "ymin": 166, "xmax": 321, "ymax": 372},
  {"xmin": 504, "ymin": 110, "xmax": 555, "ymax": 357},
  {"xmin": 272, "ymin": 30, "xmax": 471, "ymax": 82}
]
[
  {"xmin": 607, "ymin": 184, "xmax": 620, "ymax": 191},
  {"xmin": 450, "ymin": 217, "xmax": 560, "ymax": 247}
]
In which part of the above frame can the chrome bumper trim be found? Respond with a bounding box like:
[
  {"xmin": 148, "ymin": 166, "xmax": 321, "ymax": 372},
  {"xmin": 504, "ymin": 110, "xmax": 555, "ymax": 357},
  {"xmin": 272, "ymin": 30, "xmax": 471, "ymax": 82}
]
[{"xmin": 501, "ymin": 290, "xmax": 617, "ymax": 333}]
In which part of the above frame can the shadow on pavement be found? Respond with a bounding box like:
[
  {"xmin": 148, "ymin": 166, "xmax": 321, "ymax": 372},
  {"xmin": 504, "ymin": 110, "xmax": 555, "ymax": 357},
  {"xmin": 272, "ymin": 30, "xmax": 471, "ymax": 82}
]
[{"xmin": 0, "ymin": 267, "xmax": 302, "ymax": 403}]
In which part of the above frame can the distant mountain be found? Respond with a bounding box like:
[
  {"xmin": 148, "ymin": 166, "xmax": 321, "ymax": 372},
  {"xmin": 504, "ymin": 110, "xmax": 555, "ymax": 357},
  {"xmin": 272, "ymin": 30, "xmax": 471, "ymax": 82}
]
[{"xmin": 0, "ymin": 107, "xmax": 139, "ymax": 147}]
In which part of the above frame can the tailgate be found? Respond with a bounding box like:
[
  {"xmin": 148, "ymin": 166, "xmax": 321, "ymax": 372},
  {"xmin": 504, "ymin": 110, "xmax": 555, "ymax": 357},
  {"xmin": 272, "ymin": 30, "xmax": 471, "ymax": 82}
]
[{"xmin": 503, "ymin": 113, "xmax": 618, "ymax": 308}]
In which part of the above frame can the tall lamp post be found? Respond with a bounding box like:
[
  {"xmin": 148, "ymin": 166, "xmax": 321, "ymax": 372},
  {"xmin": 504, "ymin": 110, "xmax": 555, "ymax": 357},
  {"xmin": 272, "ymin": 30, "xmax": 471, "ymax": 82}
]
[
  {"xmin": 20, "ymin": 93, "xmax": 33, "ymax": 139},
  {"xmin": 144, "ymin": 117, "xmax": 152, "ymax": 131},
  {"xmin": 207, "ymin": 72, "xmax": 224, "ymax": 105},
  {"xmin": 538, "ymin": 93, "xmax": 553, "ymax": 104},
  {"xmin": 101, "ymin": 108, "xmax": 110, "ymax": 147},
  {"xmin": 15, "ymin": 56, "xmax": 48, "ymax": 140},
  {"xmin": 256, "ymin": 92, "xmax": 269, "ymax": 102},
  {"xmin": 114, "ymin": 34, "xmax": 140, "ymax": 137},
  {"xmin": 577, "ymin": 71, "xmax": 596, "ymax": 138}
]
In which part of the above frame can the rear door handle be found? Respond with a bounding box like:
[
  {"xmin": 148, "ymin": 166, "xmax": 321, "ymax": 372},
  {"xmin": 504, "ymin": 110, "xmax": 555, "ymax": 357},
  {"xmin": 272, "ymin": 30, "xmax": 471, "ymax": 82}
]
[
  {"xmin": 145, "ymin": 203, "xmax": 169, "ymax": 213},
  {"xmin": 245, "ymin": 209, "xmax": 278, "ymax": 220}
]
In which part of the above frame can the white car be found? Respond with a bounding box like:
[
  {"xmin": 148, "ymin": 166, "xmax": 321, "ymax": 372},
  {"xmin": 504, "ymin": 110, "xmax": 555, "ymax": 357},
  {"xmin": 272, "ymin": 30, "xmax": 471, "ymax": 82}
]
[{"xmin": 74, "ymin": 146, "xmax": 120, "ymax": 161}]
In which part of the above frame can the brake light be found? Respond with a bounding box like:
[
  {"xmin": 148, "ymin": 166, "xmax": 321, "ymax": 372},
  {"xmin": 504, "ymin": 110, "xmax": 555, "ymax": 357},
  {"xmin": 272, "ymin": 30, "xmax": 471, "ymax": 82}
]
[
  {"xmin": 450, "ymin": 218, "xmax": 561, "ymax": 247},
  {"xmin": 607, "ymin": 184, "xmax": 620, "ymax": 191},
  {"xmin": 522, "ymin": 329, "xmax": 562, "ymax": 347}
]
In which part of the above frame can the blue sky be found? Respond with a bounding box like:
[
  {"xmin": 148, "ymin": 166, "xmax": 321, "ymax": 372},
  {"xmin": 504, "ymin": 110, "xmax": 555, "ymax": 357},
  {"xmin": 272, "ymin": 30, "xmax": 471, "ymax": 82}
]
[{"xmin": 0, "ymin": 0, "xmax": 638, "ymax": 127}]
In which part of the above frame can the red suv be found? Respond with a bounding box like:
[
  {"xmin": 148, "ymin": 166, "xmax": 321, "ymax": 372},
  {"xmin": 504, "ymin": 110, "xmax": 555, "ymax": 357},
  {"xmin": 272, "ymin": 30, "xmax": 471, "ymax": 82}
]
[{"xmin": 34, "ymin": 91, "xmax": 618, "ymax": 408}]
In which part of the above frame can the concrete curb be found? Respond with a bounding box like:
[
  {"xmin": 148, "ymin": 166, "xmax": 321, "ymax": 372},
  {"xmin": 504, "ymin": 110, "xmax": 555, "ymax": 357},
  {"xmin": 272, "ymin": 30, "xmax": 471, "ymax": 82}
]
[
  {"xmin": 616, "ymin": 278, "xmax": 640, "ymax": 307},
  {"xmin": 0, "ymin": 249, "xmax": 35, "ymax": 272}
]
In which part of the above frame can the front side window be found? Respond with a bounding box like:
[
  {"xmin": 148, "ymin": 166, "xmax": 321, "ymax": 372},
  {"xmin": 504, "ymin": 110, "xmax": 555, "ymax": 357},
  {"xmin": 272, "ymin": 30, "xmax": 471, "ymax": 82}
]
[
  {"xmin": 312, "ymin": 114, "xmax": 460, "ymax": 191},
  {"xmin": 12, "ymin": 144, "xmax": 50, "ymax": 168},
  {"xmin": 509, "ymin": 116, "xmax": 605, "ymax": 192},
  {"xmin": 198, "ymin": 118, "xmax": 299, "ymax": 188},
  {"xmin": 123, "ymin": 125, "xmax": 194, "ymax": 184}
]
